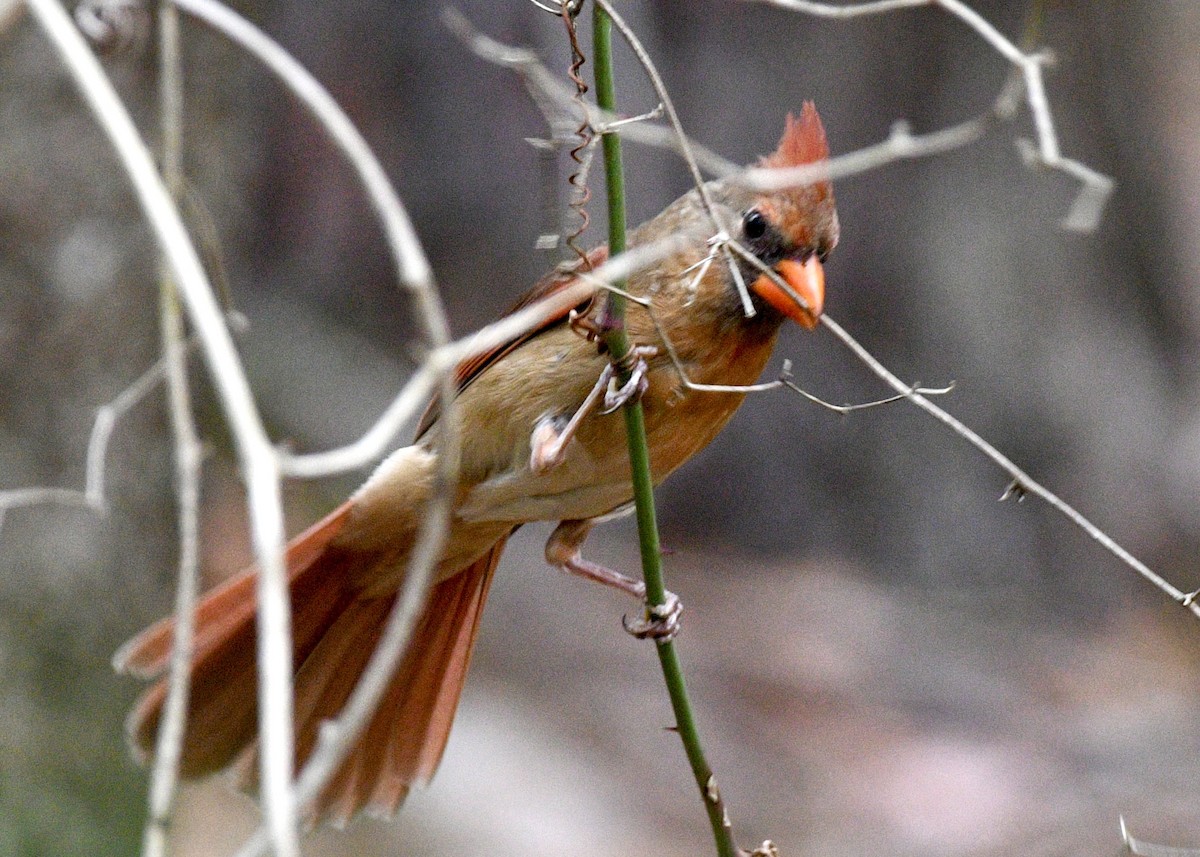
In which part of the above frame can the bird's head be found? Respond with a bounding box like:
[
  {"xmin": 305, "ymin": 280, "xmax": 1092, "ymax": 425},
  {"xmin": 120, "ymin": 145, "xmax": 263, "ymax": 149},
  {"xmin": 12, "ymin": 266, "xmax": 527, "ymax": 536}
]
[{"xmin": 728, "ymin": 103, "xmax": 839, "ymax": 329}]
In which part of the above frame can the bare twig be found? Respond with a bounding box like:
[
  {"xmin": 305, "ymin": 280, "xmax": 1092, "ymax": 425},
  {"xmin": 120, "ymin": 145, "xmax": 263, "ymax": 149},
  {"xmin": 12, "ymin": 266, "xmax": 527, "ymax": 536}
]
[
  {"xmin": 448, "ymin": 11, "xmax": 995, "ymax": 207},
  {"xmin": 782, "ymin": 370, "xmax": 955, "ymax": 414},
  {"xmin": 171, "ymin": 0, "xmax": 463, "ymax": 839},
  {"xmin": 173, "ymin": 0, "xmax": 456, "ymax": 477},
  {"xmin": 816, "ymin": 312, "xmax": 1200, "ymax": 619},
  {"xmin": 282, "ymin": 233, "xmax": 691, "ymax": 478},
  {"xmin": 1120, "ymin": 816, "xmax": 1200, "ymax": 857},
  {"xmin": 25, "ymin": 1, "xmax": 299, "ymax": 852},
  {"xmin": 737, "ymin": 115, "xmax": 989, "ymax": 192},
  {"xmin": 0, "ymin": 486, "xmax": 96, "ymax": 519},
  {"xmin": 138, "ymin": 3, "xmax": 205, "ymax": 854},
  {"xmin": 455, "ymin": 4, "xmax": 1109, "ymax": 231},
  {"xmin": 0, "ymin": 317, "xmax": 241, "ymax": 537},
  {"xmin": 750, "ymin": 0, "xmax": 1114, "ymax": 230}
]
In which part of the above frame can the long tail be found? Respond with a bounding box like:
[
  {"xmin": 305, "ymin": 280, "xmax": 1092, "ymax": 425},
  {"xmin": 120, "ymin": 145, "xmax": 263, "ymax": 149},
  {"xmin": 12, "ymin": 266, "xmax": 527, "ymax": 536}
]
[{"xmin": 115, "ymin": 501, "xmax": 506, "ymax": 825}]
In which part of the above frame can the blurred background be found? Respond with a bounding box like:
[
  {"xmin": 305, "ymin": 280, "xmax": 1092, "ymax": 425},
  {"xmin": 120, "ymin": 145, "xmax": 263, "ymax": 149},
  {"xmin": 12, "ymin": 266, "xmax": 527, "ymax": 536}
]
[{"xmin": 2, "ymin": 1, "xmax": 1200, "ymax": 854}]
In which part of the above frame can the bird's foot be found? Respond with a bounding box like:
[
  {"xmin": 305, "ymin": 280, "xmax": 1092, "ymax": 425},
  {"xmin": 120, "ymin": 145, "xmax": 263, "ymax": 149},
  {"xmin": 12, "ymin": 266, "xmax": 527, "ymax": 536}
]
[
  {"xmin": 546, "ymin": 519, "xmax": 683, "ymax": 642},
  {"xmin": 622, "ymin": 590, "xmax": 683, "ymax": 642},
  {"xmin": 601, "ymin": 345, "xmax": 658, "ymax": 413}
]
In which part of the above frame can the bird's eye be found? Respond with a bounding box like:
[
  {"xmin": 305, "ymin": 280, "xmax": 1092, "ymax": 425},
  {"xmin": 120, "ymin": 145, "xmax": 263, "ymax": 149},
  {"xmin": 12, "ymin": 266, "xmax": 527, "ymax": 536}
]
[{"xmin": 742, "ymin": 209, "xmax": 768, "ymax": 241}]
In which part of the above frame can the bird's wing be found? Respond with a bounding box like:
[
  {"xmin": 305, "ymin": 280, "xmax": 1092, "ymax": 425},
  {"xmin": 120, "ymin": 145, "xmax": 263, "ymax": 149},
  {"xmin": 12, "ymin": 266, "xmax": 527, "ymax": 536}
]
[{"xmin": 415, "ymin": 246, "xmax": 608, "ymax": 439}]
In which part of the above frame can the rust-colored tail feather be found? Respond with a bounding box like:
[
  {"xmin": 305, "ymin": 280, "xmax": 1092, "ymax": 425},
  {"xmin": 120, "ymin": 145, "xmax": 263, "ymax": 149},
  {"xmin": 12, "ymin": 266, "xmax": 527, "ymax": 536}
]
[
  {"xmin": 117, "ymin": 501, "xmax": 506, "ymax": 825},
  {"xmin": 238, "ymin": 536, "xmax": 507, "ymax": 826}
]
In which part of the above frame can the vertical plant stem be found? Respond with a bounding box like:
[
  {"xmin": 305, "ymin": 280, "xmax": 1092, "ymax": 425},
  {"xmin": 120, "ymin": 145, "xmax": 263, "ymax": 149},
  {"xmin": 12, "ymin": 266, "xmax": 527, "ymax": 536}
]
[{"xmin": 591, "ymin": 6, "xmax": 737, "ymax": 857}]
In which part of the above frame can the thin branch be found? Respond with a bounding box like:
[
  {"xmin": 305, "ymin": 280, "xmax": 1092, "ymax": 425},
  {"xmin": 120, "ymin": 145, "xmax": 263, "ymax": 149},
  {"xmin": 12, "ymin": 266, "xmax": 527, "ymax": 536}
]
[
  {"xmin": 170, "ymin": 0, "xmax": 463, "ymax": 840},
  {"xmin": 174, "ymin": 0, "xmax": 458, "ymax": 470},
  {"xmin": 1120, "ymin": 816, "xmax": 1200, "ymax": 857},
  {"xmin": 815, "ymin": 312, "xmax": 1200, "ymax": 619},
  {"xmin": 0, "ymin": 487, "xmax": 96, "ymax": 516},
  {"xmin": 0, "ymin": 317, "xmax": 241, "ymax": 537},
  {"xmin": 447, "ymin": 11, "xmax": 997, "ymax": 210},
  {"xmin": 715, "ymin": 227, "xmax": 1191, "ymax": 608},
  {"xmin": 751, "ymin": 0, "xmax": 1114, "ymax": 230},
  {"xmin": 281, "ymin": 234, "xmax": 691, "ymax": 478},
  {"xmin": 737, "ymin": 115, "xmax": 989, "ymax": 192},
  {"xmin": 140, "ymin": 3, "xmax": 200, "ymax": 855},
  {"xmin": 781, "ymin": 367, "xmax": 955, "ymax": 413},
  {"xmin": 24, "ymin": 2, "xmax": 299, "ymax": 853}
]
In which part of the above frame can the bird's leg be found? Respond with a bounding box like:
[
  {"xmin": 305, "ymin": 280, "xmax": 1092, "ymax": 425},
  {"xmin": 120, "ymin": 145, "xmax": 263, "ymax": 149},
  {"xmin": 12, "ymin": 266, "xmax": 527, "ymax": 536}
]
[
  {"xmin": 529, "ymin": 364, "xmax": 611, "ymax": 475},
  {"xmin": 545, "ymin": 518, "xmax": 682, "ymax": 641},
  {"xmin": 529, "ymin": 345, "xmax": 658, "ymax": 474}
]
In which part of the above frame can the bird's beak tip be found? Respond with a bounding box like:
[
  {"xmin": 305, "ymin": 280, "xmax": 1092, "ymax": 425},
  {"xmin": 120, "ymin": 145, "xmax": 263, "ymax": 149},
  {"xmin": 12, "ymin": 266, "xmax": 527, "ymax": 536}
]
[{"xmin": 751, "ymin": 256, "xmax": 824, "ymax": 329}]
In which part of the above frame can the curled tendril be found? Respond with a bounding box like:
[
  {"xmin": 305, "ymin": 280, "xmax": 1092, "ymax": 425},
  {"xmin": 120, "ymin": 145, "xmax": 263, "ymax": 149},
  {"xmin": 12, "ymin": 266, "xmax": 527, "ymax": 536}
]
[{"xmin": 561, "ymin": 3, "xmax": 594, "ymax": 270}]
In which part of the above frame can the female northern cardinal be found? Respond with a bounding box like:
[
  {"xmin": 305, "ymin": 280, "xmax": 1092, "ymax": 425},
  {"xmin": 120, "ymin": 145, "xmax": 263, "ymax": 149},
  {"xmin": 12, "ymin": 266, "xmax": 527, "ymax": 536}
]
[{"xmin": 116, "ymin": 104, "xmax": 839, "ymax": 825}]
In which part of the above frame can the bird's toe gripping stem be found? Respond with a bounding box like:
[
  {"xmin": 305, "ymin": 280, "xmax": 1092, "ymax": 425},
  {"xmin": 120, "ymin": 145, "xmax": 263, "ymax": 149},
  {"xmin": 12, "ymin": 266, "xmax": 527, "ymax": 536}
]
[
  {"xmin": 622, "ymin": 590, "xmax": 683, "ymax": 642},
  {"xmin": 546, "ymin": 519, "xmax": 683, "ymax": 642},
  {"xmin": 601, "ymin": 345, "xmax": 658, "ymax": 414}
]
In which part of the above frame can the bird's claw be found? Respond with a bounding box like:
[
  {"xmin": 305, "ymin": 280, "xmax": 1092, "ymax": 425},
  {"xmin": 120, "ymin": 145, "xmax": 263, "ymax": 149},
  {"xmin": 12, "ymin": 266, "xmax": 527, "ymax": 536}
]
[
  {"xmin": 622, "ymin": 590, "xmax": 682, "ymax": 642},
  {"xmin": 602, "ymin": 346, "xmax": 657, "ymax": 413}
]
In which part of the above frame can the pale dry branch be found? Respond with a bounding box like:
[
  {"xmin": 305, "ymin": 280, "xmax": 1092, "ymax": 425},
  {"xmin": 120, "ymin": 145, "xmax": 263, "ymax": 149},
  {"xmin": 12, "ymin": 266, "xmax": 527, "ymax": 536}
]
[
  {"xmin": 282, "ymin": 234, "xmax": 689, "ymax": 478},
  {"xmin": 816, "ymin": 311, "xmax": 1200, "ymax": 619},
  {"xmin": 139, "ymin": 3, "xmax": 199, "ymax": 855},
  {"xmin": 719, "ymin": 229, "xmax": 1194, "ymax": 613},
  {"xmin": 173, "ymin": 0, "xmax": 456, "ymax": 477},
  {"xmin": 143, "ymin": 287, "xmax": 202, "ymax": 857},
  {"xmin": 737, "ymin": 115, "xmax": 989, "ymax": 193},
  {"xmin": 782, "ymin": 373, "xmax": 956, "ymax": 414},
  {"xmin": 448, "ymin": 10, "xmax": 1006, "ymax": 221},
  {"xmin": 0, "ymin": 317, "xmax": 238, "ymax": 534},
  {"xmin": 750, "ymin": 0, "xmax": 1114, "ymax": 230},
  {"xmin": 1120, "ymin": 816, "xmax": 1200, "ymax": 857},
  {"xmin": 25, "ymin": 1, "xmax": 299, "ymax": 852},
  {"xmin": 169, "ymin": 0, "xmax": 463, "ymax": 836}
]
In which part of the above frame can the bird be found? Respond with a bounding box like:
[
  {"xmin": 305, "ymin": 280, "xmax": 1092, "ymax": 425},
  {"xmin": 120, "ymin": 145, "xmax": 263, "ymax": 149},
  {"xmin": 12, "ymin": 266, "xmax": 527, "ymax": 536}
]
[{"xmin": 115, "ymin": 103, "xmax": 839, "ymax": 826}]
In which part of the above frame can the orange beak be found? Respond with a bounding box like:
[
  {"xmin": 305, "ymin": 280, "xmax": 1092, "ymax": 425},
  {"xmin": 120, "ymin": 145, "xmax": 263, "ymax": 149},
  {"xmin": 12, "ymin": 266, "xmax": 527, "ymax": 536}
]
[{"xmin": 750, "ymin": 256, "xmax": 824, "ymax": 330}]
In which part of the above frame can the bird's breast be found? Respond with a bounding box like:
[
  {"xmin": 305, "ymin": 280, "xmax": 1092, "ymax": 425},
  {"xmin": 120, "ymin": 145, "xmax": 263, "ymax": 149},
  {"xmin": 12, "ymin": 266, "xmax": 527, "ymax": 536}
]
[{"xmin": 455, "ymin": 308, "xmax": 780, "ymax": 525}]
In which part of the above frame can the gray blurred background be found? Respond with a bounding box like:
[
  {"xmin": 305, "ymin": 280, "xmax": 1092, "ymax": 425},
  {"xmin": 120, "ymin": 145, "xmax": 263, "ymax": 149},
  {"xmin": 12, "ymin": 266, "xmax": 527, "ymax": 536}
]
[{"xmin": 3, "ymin": 1, "xmax": 1200, "ymax": 855}]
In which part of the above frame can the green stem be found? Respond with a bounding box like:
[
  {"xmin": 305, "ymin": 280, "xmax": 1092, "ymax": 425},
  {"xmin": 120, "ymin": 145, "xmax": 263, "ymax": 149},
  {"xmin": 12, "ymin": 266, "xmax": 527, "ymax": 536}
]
[{"xmin": 591, "ymin": 6, "xmax": 737, "ymax": 857}]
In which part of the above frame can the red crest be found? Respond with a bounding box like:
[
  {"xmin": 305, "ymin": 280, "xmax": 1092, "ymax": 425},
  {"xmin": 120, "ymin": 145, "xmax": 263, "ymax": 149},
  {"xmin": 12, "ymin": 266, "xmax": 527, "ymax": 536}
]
[{"xmin": 760, "ymin": 102, "xmax": 829, "ymax": 169}]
